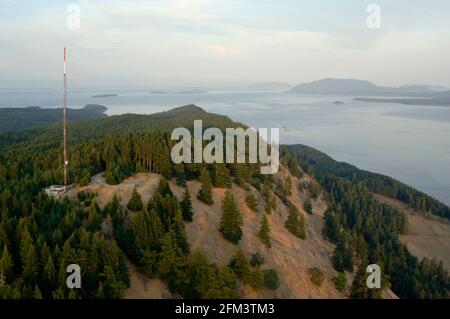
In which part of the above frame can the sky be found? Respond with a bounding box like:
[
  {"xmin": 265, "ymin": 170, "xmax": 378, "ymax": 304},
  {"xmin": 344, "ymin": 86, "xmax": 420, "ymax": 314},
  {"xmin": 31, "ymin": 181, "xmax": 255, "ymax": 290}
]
[{"xmin": 1, "ymin": 0, "xmax": 450, "ymax": 88}]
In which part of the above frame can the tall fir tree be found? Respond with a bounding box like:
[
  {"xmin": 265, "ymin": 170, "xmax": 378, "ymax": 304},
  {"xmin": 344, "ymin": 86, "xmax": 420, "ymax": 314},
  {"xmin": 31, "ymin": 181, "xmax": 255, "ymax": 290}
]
[
  {"xmin": 197, "ymin": 168, "xmax": 214, "ymax": 205},
  {"xmin": 131, "ymin": 209, "xmax": 163, "ymax": 251},
  {"xmin": 157, "ymin": 177, "xmax": 173, "ymax": 197},
  {"xmin": 127, "ymin": 186, "xmax": 143, "ymax": 212},
  {"xmin": 245, "ymin": 193, "xmax": 258, "ymax": 212},
  {"xmin": 220, "ymin": 191, "xmax": 243, "ymax": 244},
  {"xmin": 19, "ymin": 226, "xmax": 39, "ymax": 285},
  {"xmin": 43, "ymin": 254, "xmax": 56, "ymax": 294},
  {"xmin": 228, "ymin": 250, "xmax": 251, "ymax": 282},
  {"xmin": 303, "ymin": 195, "xmax": 313, "ymax": 214},
  {"xmin": 262, "ymin": 181, "xmax": 276, "ymax": 214},
  {"xmin": 158, "ymin": 230, "xmax": 189, "ymax": 294},
  {"xmin": 285, "ymin": 204, "xmax": 306, "ymax": 239},
  {"xmin": 180, "ymin": 189, "xmax": 193, "ymax": 222},
  {"xmin": 87, "ymin": 200, "xmax": 102, "ymax": 232},
  {"xmin": 171, "ymin": 211, "xmax": 190, "ymax": 255},
  {"xmin": 0, "ymin": 245, "xmax": 13, "ymax": 283},
  {"xmin": 332, "ymin": 231, "xmax": 354, "ymax": 273},
  {"xmin": 258, "ymin": 214, "xmax": 271, "ymax": 248}
]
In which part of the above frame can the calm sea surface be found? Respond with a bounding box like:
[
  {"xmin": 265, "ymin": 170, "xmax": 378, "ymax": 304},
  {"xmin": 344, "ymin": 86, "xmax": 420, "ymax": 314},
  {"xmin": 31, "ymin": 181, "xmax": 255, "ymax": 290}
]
[{"xmin": 1, "ymin": 88, "xmax": 450, "ymax": 206}]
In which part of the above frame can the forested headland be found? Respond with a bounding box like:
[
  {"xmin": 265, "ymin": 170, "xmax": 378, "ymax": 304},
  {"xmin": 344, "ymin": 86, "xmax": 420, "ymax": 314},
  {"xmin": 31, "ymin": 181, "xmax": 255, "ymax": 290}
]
[
  {"xmin": 0, "ymin": 105, "xmax": 448, "ymax": 299},
  {"xmin": 284, "ymin": 145, "xmax": 450, "ymax": 298},
  {"xmin": 0, "ymin": 104, "xmax": 107, "ymax": 132}
]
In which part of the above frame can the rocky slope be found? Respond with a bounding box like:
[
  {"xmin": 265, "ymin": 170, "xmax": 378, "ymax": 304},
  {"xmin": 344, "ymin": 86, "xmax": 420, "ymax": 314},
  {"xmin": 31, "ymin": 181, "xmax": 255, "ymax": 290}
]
[{"xmin": 66, "ymin": 165, "xmax": 397, "ymax": 299}]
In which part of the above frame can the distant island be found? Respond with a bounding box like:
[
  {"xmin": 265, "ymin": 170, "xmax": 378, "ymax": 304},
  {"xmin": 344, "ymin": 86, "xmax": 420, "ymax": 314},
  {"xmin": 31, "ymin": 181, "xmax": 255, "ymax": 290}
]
[
  {"xmin": 288, "ymin": 78, "xmax": 448, "ymax": 97},
  {"xmin": 355, "ymin": 97, "xmax": 450, "ymax": 107},
  {"xmin": 150, "ymin": 89, "xmax": 208, "ymax": 95},
  {"xmin": 333, "ymin": 100, "xmax": 345, "ymax": 105},
  {"xmin": 91, "ymin": 94, "xmax": 118, "ymax": 98},
  {"xmin": 0, "ymin": 104, "xmax": 108, "ymax": 132}
]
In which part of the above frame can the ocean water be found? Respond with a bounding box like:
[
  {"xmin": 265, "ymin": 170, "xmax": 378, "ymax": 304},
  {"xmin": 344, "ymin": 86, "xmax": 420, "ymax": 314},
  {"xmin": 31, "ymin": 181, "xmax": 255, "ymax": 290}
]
[{"xmin": 1, "ymin": 88, "xmax": 450, "ymax": 206}]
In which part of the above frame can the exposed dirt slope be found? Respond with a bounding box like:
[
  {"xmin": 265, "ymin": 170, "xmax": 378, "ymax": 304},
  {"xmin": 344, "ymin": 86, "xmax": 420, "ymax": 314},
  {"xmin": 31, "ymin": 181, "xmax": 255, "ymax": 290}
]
[
  {"xmin": 375, "ymin": 194, "xmax": 450, "ymax": 271},
  {"xmin": 170, "ymin": 178, "xmax": 344, "ymax": 298},
  {"xmin": 123, "ymin": 259, "xmax": 172, "ymax": 299},
  {"xmin": 66, "ymin": 170, "xmax": 397, "ymax": 298}
]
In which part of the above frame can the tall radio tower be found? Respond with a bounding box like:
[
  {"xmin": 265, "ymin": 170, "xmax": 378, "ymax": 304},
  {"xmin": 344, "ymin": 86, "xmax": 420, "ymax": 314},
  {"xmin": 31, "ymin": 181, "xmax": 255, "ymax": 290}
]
[{"xmin": 63, "ymin": 47, "xmax": 68, "ymax": 188}]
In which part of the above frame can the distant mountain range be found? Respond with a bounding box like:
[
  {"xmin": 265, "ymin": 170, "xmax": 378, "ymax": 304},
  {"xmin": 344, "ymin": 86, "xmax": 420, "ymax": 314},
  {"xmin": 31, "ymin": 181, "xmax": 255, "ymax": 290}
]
[
  {"xmin": 289, "ymin": 78, "xmax": 449, "ymax": 97},
  {"xmin": 288, "ymin": 78, "xmax": 450, "ymax": 106}
]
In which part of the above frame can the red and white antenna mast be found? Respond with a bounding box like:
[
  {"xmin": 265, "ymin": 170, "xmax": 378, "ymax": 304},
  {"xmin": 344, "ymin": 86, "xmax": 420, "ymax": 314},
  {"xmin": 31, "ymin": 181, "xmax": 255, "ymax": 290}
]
[{"xmin": 63, "ymin": 47, "xmax": 68, "ymax": 188}]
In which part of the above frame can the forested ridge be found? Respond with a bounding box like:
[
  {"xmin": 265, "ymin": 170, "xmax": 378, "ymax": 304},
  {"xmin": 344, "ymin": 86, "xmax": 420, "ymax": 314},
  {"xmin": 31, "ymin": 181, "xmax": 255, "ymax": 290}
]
[
  {"xmin": 284, "ymin": 145, "xmax": 450, "ymax": 298},
  {"xmin": 0, "ymin": 104, "xmax": 107, "ymax": 133},
  {"xmin": 285, "ymin": 144, "xmax": 450, "ymax": 220},
  {"xmin": 0, "ymin": 105, "xmax": 276, "ymax": 298},
  {"xmin": 0, "ymin": 105, "xmax": 448, "ymax": 298}
]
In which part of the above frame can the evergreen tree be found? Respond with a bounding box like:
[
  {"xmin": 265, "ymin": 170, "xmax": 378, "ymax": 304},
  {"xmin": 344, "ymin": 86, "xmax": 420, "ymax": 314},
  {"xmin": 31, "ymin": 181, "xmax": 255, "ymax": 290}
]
[
  {"xmin": 52, "ymin": 288, "xmax": 65, "ymax": 299},
  {"xmin": 350, "ymin": 263, "xmax": 371, "ymax": 298},
  {"xmin": 303, "ymin": 195, "xmax": 313, "ymax": 214},
  {"xmin": 131, "ymin": 209, "xmax": 163, "ymax": 251},
  {"xmin": 249, "ymin": 268, "xmax": 265, "ymax": 289},
  {"xmin": 262, "ymin": 181, "xmax": 276, "ymax": 214},
  {"xmin": 171, "ymin": 211, "xmax": 190, "ymax": 255},
  {"xmin": 333, "ymin": 272, "xmax": 346, "ymax": 292},
  {"xmin": 180, "ymin": 189, "xmax": 193, "ymax": 222},
  {"xmin": 309, "ymin": 180, "xmax": 320, "ymax": 199},
  {"xmin": 43, "ymin": 254, "xmax": 56, "ymax": 293},
  {"xmin": 68, "ymin": 290, "xmax": 78, "ymax": 299},
  {"xmin": 174, "ymin": 164, "xmax": 186, "ymax": 186},
  {"xmin": 250, "ymin": 253, "xmax": 265, "ymax": 268},
  {"xmin": 353, "ymin": 234, "xmax": 368, "ymax": 263},
  {"xmin": 102, "ymin": 265, "xmax": 126, "ymax": 299},
  {"xmin": 0, "ymin": 213, "xmax": 10, "ymax": 251},
  {"xmin": 213, "ymin": 164, "xmax": 231, "ymax": 188},
  {"xmin": 228, "ymin": 250, "xmax": 251, "ymax": 282},
  {"xmin": 0, "ymin": 245, "xmax": 13, "ymax": 283},
  {"xmin": 140, "ymin": 249, "xmax": 158, "ymax": 278},
  {"xmin": 285, "ymin": 204, "xmax": 306, "ymax": 239},
  {"xmin": 87, "ymin": 200, "xmax": 102, "ymax": 232},
  {"xmin": 157, "ymin": 177, "xmax": 173, "ymax": 197},
  {"xmin": 33, "ymin": 286, "xmax": 43, "ymax": 299},
  {"xmin": 127, "ymin": 186, "xmax": 143, "ymax": 212},
  {"xmin": 323, "ymin": 209, "xmax": 339, "ymax": 242},
  {"xmin": 264, "ymin": 269, "xmax": 280, "ymax": 290},
  {"xmin": 245, "ymin": 193, "xmax": 258, "ymax": 212},
  {"xmin": 332, "ymin": 231, "xmax": 354, "ymax": 273},
  {"xmin": 229, "ymin": 250, "xmax": 264, "ymax": 289},
  {"xmin": 188, "ymin": 251, "xmax": 238, "ymax": 299},
  {"xmin": 220, "ymin": 191, "xmax": 243, "ymax": 244},
  {"xmin": 158, "ymin": 230, "xmax": 189, "ymax": 294},
  {"xmin": 308, "ymin": 267, "xmax": 325, "ymax": 287},
  {"xmin": 20, "ymin": 229, "xmax": 39, "ymax": 284},
  {"xmin": 258, "ymin": 215, "xmax": 271, "ymax": 248},
  {"xmin": 197, "ymin": 168, "xmax": 214, "ymax": 205}
]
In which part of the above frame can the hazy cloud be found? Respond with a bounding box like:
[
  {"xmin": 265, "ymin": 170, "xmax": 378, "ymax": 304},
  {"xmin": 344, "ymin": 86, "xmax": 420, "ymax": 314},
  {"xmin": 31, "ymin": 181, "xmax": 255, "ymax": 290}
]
[{"xmin": 0, "ymin": 0, "xmax": 449, "ymax": 88}]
